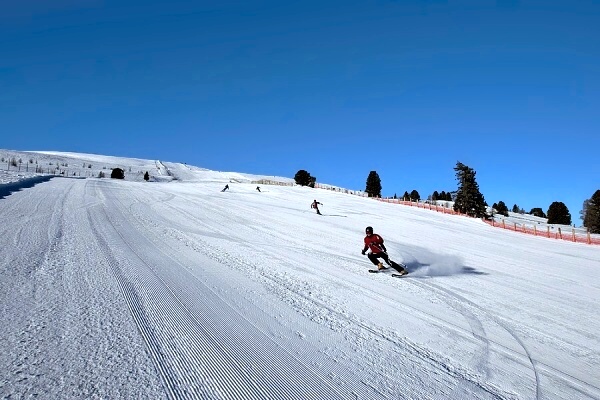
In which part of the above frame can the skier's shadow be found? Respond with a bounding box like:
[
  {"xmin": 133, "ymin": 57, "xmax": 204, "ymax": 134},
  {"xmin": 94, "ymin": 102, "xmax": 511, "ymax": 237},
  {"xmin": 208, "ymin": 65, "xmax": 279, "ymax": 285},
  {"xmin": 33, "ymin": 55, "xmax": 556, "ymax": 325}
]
[
  {"xmin": 403, "ymin": 260, "xmax": 487, "ymax": 277},
  {"xmin": 461, "ymin": 266, "xmax": 487, "ymax": 275}
]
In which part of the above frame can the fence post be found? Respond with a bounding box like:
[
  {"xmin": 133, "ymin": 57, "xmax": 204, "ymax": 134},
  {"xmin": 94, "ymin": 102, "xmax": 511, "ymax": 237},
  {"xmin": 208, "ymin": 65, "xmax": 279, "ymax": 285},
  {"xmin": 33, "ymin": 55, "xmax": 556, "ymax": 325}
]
[
  {"xmin": 572, "ymin": 228, "xmax": 576, "ymax": 242},
  {"xmin": 558, "ymin": 227, "xmax": 562, "ymax": 239},
  {"xmin": 588, "ymin": 231, "xmax": 592, "ymax": 245},
  {"xmin": 547, "ymin": 226, "xmax": 550, "ymax": 238},
  {"xmin": 502, "ymin": 219, "xmax": 506, "ymax": 229}
]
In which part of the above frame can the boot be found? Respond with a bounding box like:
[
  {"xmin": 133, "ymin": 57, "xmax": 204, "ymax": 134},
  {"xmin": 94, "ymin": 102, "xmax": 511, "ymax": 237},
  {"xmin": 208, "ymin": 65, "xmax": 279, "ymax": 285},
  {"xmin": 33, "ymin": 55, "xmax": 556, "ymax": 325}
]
[{"xmin": 377, "ymin": 262, "xmax": 385, "ymax": 270}]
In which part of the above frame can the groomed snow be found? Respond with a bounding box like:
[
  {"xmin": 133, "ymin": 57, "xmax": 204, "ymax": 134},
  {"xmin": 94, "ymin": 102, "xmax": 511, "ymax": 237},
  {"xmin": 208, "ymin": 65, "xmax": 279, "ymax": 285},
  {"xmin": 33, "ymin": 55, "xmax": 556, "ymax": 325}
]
[{"xmin": 1, "ymin": 150, "xmax": 599, "ymax": 399}]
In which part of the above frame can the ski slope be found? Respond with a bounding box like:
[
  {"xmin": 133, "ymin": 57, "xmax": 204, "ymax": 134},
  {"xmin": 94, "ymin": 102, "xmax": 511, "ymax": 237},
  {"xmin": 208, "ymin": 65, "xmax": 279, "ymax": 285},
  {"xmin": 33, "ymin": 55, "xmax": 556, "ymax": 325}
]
[{"xmin": 0, "ymin": 151, "xmax": 599, "ymax": 399}]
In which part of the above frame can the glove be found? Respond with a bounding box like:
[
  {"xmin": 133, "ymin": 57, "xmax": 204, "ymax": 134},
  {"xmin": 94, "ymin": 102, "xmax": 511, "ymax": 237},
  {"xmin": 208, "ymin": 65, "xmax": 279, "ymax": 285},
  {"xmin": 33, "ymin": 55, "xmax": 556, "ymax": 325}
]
[{"xmin": 361, "ymin": 250, "xmax": 366, "ymax": 255}]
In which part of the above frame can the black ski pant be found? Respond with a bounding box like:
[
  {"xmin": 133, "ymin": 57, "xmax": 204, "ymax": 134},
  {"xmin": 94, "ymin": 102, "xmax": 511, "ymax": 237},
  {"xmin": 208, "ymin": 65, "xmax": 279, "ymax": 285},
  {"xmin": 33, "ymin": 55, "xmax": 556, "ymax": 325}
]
[{"xmin": 368, "ymin": 252, "xmax": 391, "ymax": 266}]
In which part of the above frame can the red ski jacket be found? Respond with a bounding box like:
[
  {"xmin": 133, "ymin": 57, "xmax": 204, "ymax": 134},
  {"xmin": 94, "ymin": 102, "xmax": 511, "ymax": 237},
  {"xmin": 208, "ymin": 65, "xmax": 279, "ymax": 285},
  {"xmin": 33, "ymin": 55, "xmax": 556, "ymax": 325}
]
[{"xmin": 363, "ymin": 234, "xmax": 387, "ymax": 254}]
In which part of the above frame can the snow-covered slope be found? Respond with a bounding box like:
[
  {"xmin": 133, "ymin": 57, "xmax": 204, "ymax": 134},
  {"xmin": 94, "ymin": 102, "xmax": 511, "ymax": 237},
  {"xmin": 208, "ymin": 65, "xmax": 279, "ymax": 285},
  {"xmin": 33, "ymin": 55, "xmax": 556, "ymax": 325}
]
[
  {"xmin": 0, "ymin": 149, "xmax": 293, "ymax": 185},
  {"xmin": 1, "ymin": 150, "xmax": 599, "ymax": 399}
]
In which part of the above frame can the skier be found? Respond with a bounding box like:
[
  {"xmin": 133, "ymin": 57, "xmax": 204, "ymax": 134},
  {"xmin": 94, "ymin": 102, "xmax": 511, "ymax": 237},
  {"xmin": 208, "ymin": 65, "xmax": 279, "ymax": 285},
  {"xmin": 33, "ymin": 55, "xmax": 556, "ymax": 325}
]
[
  {"xmin": 221, "ymin": 184, "xmax": 229, "ymax": 192},
  {"xmin": 256, "ymin": 186, "xmax": 261, "ymax": 192},
  {"xmin": 361, "ymin": 226, "xmax": 408, "ymax": 275},
  {"xmin": 311, "ymin": 199, "xmax": 322, "ymax": 215}
]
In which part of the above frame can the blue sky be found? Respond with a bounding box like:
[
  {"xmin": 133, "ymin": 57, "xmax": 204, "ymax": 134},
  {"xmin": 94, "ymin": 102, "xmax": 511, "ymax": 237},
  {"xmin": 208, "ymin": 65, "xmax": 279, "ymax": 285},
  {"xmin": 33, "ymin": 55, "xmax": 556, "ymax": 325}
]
[{"xmin": 1, "ymin": 0, "xmax": 599, "ymax": 223}]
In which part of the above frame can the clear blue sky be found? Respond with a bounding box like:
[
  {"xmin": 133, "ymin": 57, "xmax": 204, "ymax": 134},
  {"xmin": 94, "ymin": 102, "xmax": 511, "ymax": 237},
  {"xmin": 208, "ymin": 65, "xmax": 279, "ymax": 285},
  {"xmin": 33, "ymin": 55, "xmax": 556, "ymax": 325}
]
[{"xmin": 1, "ymin": 0, "xmax": 599, "ymax": 224}]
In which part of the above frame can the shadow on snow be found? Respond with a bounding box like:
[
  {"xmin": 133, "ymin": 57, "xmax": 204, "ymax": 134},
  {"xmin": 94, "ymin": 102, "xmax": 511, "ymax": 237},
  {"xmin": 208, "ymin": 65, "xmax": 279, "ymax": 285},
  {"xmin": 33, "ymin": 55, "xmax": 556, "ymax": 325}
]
[{"xmin": 0, "ymin": 176, "xmax": 54, "ymax": 199}]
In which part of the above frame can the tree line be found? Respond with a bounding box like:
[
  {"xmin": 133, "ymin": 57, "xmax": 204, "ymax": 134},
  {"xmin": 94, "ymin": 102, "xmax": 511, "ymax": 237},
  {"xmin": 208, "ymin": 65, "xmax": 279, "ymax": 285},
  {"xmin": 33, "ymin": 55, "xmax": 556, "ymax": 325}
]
[{"xmin": 295, "ymin": 163, "xmax": 600, "ymax": 233}]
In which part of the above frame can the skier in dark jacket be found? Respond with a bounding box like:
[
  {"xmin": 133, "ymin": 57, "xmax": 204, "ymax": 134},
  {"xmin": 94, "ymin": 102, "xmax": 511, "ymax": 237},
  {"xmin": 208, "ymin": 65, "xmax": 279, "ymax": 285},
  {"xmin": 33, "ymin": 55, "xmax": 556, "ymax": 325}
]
[
  {"xmin": 362, "ymin": 226, "xmax": 407, "ymax": 274},
  {"xmin": 256, "ymin": 186, "xmax": 261, "ymax": 192},
  {"xmin": 311, "ymin": 200, "xmax": 322, "ymax": 215},
  {"xmin": 221, "ymin": 184, "xmax": 229, "ymax": 192}
]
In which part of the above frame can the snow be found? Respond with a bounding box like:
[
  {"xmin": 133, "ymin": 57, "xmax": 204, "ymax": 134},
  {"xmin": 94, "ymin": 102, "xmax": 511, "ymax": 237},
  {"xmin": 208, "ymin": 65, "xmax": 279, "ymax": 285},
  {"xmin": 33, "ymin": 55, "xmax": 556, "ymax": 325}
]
[{"xmin": 1, "ymin": 149, "xmax": 599, "ymax": 399}]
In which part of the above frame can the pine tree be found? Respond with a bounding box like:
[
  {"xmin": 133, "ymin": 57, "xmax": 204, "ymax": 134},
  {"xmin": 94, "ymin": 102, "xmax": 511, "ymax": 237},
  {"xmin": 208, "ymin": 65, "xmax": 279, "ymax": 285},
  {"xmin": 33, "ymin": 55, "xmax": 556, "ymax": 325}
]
[
  {"xmin": 583, "ymin": 190, "xmax": 600, "ymax": 234},
  {"xmin": 452, "ymin": 161, "xmax": 487, "ymax": 218},
  {"xmin": 495, "ymin": 201, "xmax": 509, "ymax": 216},
  {"xmin": 529, "ymin": 207, "xmax": 546, "ymax": 218},
  {"xmin": 410, "ymin": 190, "xmax": 420, "ymax": 201},
  {"xmin": 294, "ymin": 170, "xmax": 312, "ymax": 186},
  {"xmin": 547, "ymin": 202, "xmax": 572, "ymax": 225},
  {"xmin": 365, "ymin": 171, "xmax": 382, "ymax": 198},
  {"xmin": 432, "ymin": 191, "xmax": 439, "ymax": 201},
  {"xmin": 403, "ymin": 191, "xmax": 410, "ymax": 201},
  {"xmin": 111, "ymin": 168, "xmax": 125, "ymax": 179},
  {"xmin": 512, "ymin": 204, "xmax": 520, "ymax": 213},
  {"xmin": 581, "ymin": 199, "xmax": 589, "ymax": 225}
]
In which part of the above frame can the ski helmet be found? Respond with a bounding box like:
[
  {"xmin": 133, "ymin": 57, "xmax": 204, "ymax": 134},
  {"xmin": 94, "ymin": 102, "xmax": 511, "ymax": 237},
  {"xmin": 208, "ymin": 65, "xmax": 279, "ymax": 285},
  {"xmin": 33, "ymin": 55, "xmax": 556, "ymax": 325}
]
[{"xmin": 365, "ymin": 226, "xmax": 373, "ymax": 234}]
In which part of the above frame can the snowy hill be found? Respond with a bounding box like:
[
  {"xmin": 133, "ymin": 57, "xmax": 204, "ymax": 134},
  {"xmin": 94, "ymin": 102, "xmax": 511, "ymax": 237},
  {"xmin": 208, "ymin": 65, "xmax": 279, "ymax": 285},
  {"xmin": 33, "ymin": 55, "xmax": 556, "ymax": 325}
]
[
  {"xmin": 1, "ymin": 149, "xmax": 599, "ymax": 399},
  {"xmin": 0, "ymin": 149, "xmax": 293, "ymax": 185}
]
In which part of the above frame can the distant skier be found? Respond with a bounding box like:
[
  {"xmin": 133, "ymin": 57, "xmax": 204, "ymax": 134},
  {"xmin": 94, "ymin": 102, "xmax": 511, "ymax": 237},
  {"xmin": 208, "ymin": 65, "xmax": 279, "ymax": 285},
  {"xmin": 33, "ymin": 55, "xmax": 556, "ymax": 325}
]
[
  {"xmin": 221, "ymin": 184, "xmax": 229, "ymax": 192},
  {"xmin": 256, "ymin": 186, "xmax": 261, "ymax": 192},
  {"xmin": 311, "ymin": 200, "xmax": 322, "ymax": 215},
  {"xmin": 362, "ymin": 226, "xmax": 407, "ymax": 275}
]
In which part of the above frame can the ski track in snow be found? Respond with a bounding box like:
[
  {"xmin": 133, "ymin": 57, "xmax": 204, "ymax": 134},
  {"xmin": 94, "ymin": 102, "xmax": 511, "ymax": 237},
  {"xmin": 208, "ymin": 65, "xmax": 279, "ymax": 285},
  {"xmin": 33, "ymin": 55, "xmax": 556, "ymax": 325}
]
[
  {"xmin": 2, "ymin": 173, "xmax": 599, "ymax": 400},
  {"xmin": 410, "ymin": 278, "xmax": 600, "ymax": 400},
  {"xmin": 124, "ymin": 185, "xmax": 525, "ymax": 399},
  {"xmin": 1, "ymin": 179, "xmax": 165, "ymax": 399},
  {"xmin": 85, "ymin": 181, "xmax": 354, "ymax": 399}
]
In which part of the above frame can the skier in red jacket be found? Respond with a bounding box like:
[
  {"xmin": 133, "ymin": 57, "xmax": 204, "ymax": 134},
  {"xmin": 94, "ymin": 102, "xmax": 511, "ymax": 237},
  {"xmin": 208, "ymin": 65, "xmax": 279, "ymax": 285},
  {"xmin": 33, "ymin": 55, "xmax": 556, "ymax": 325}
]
[{"xmin": 362, "ymin": 226, "xmax": 408, "ymax": 275}]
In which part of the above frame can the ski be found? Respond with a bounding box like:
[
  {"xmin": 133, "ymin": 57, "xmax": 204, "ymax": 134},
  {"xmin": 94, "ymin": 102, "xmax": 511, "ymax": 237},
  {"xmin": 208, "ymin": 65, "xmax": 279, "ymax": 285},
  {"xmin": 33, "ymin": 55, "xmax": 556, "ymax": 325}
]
[
  {"xmin": 369, "ymin": 269, "xmax": 409, "ymax": 277},
  {"xmin": 390, "ymin": 260, "xmax": 407, "ymax": 270},
  {"xmin": 368, "ymin": 261, "xmax": 408, "ymax": 276}
]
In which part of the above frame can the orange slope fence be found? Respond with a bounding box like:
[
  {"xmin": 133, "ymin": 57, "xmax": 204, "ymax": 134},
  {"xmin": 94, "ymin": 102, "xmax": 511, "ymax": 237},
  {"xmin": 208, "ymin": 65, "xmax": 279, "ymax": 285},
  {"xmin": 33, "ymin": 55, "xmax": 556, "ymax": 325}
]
[
  {"xmin": 481, "ymin": 219, "xmax": 600, "ymax": 245},
  {"xmin": 371, "ymin": 198, "xmax": 600, "ymax": 246},
  {"xmin": 311, "ymin": 184, "xmax": 600, "ymax": 246},
  {"xmin": 375, "ymin": 197, "xmax": 469, "ymax": 215}
]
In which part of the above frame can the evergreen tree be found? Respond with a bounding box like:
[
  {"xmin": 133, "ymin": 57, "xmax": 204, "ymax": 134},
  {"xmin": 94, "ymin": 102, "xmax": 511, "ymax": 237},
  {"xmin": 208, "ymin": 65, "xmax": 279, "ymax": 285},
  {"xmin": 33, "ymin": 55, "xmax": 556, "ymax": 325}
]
[
  {"xmin": 581, "ymin": 199, "xmax": 589, "ymax": 225},
  {"xmin": 111, "ymin": 168, "xmax": 125, "ymax": 179},
  {"xmin": 495, "ymin": 201, "xmax": 509, "ymax": 216},
  {"xmin": 403, "ymin": 191, "xmax": 410, "ymax": 201},
  {"xmin": 365, "ymin": 171, "xmax": 382, "ymax": 198},
  {"xmin": 432, "ymin": 191, "xmax": 439, "ymax": 201},
  {"xmin": 529, "ymin": 207, "xmax": 546, "ymax": 218},
  {"xmin": 294, "ymin": 170, "xmax": 312, "ymax": 186},
  {"xmin": 144, "ymin": 171, "xmax": 150, "ymax": 181},
  {"xmin": 452, "ymin": 161, "xmax": 487, "ymax": 218},
  {"xmin": 547, "ymin": 201, "xmax": 572, "ymax": 225},
  {"xmin": 512, "ymin": 204, "xmax": 520, "ymax": 213},
  {"xmin": 583, "ymin": 190, "xmax": 600, "ymax": 234},
  {"xmin": 410, "ymin": 190, "xmax": 420, "ymax": 201}
]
